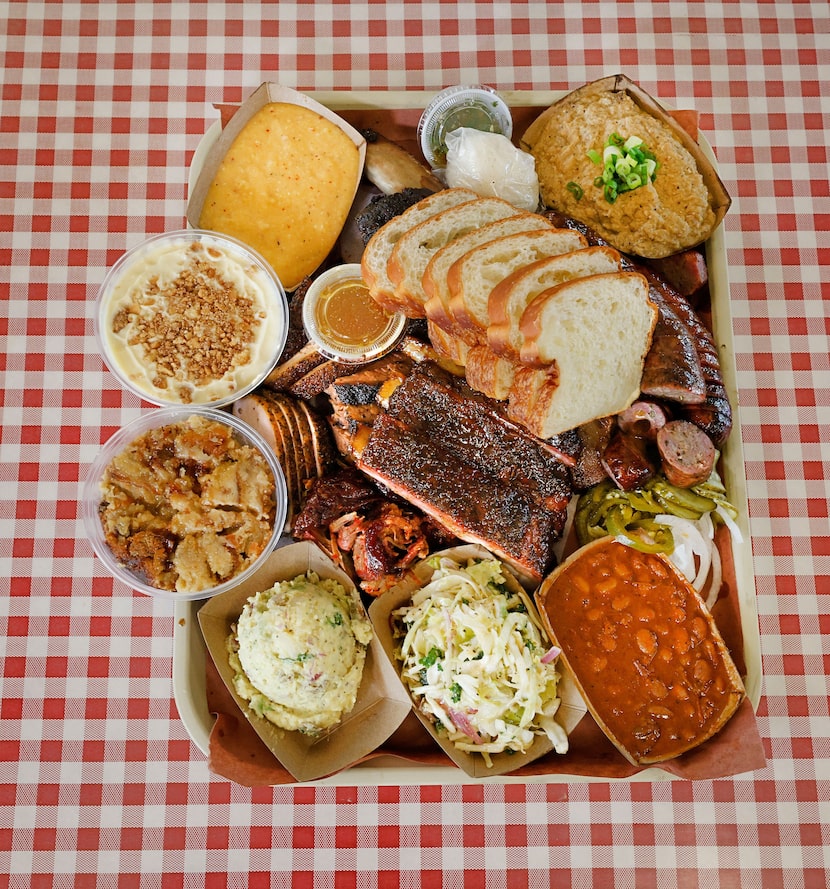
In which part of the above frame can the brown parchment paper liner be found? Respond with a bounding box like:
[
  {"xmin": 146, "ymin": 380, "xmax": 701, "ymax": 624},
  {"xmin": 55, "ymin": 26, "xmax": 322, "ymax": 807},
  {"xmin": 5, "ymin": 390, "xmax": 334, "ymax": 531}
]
[
  {"xmin": 368, "ymin": 545, "xmax": 587, "ymax": 778},
  {"xmin": 198, "ymin": 541, "xmax": 412, "ymax": 783}
]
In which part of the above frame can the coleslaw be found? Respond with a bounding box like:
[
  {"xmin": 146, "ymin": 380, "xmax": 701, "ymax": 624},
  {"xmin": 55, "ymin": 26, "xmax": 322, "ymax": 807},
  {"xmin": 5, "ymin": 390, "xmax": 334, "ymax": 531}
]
[{"xmin": 391, "ymin": 556, "xmax": 568, "ymax": 766}]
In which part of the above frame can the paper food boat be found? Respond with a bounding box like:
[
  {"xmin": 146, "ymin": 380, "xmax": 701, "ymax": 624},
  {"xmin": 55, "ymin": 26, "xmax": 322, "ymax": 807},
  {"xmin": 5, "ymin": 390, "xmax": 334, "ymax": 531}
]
[
  {"xmin": 198, "ymin": 541, "xmax": 412, "ymax": 783},
  {"xmin": 187, "ymin": 82, "xmax": 366, "ymax": 290},
  {"xmin": 368, "ymin": 544, "xmax": 587, "ymax": 778}
]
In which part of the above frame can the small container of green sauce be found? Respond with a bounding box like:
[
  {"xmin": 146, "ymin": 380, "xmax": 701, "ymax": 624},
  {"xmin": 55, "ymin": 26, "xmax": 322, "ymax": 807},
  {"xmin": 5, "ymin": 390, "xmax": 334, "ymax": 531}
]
[{"xmin": 418, "ymin": 84, "xmax": 513, "ymax": 169}]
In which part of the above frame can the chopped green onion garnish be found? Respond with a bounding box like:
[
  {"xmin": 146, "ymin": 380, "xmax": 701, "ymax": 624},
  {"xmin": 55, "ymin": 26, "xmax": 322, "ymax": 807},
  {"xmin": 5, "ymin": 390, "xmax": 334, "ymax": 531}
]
[
  {"xmin": 566, "ymin": 181, "xmax": 584, "ymax": 200},
  {"xmin": 587, "ymin": 132, "xmax": 659, "ymax": 203},
  {"xmin": 420, "ymin": 646, "xmax": 442, "ymax": 668}
]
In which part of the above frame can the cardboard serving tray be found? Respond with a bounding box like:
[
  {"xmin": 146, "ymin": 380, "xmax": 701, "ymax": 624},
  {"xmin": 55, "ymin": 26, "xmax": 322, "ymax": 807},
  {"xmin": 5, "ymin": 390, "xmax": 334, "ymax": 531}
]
[{"xmin": 173, "ymin": 88, "xmax": 762, "ymax": 785}]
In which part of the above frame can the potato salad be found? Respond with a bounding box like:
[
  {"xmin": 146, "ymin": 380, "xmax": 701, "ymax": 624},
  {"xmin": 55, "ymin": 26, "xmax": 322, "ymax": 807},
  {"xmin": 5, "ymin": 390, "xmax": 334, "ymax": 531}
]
[{"xmin": 228, "ymin": 572, "xmax": 373, "ymax": 735}]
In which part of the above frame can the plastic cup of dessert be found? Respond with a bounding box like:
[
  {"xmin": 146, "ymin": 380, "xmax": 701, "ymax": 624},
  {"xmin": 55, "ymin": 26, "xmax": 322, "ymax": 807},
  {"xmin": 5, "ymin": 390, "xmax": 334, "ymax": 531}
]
[
  {"xmin": 94, "ymin": 229, "xmax": 289, "ymax": 409},
  {"xmin": 302, "ymin": 263, "xmax": 407, "ymax": 363},
  {"xmin": 418, "ymin": 84, "xmax": 514, "ymax": 169},
  {"xmin": 82, "ymin": 406, "xmax": 288, "ymax": 601}
]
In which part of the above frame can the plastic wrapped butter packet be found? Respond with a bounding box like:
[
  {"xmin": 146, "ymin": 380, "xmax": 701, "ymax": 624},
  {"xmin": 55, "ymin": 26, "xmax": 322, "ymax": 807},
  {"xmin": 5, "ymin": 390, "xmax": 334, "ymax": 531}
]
[{"xmin": 444, "ymin": 128, "xmax": 541, "ymax": 212}]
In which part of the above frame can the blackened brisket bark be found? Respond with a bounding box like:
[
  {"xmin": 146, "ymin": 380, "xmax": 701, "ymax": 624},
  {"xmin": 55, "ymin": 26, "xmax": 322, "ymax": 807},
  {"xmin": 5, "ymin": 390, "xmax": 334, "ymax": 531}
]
[
  {"xmin": 357, "ymin": 363, "xmax": 572, "ymax": 582},
  {"xmin": 356, "ymin": 187, "xmax": 434, "ymax": 243},
  {"xmin": 543, "ymin": 211, "xmax": 732, "ymax": 446}
]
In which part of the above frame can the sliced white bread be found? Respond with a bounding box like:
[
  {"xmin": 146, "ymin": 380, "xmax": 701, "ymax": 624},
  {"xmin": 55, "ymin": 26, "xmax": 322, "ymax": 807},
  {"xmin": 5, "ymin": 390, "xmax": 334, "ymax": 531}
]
[
  {"xmin": 386, "ymin": 196, "xmax": 523, "ymax": 317},
  {"xmin": 446, "ymin": 228, "xmax": 588, "ymax": 344},
  {"xmin": 361, "ymin": 187, "xmax": 478, "ymax": 312},
  {"xmin": 427, "ymin": 319, "xmax": 469, "ymax": 366},
  {"xmin": 487, "ymin": 246, "xmax": 625, "ymax": 360},
  {"xmin": 464, "ymin": 344, "xmax": 517, "ymax": 401},
  {"xmin": 505, "ymin": 365, "xmax": 555, "ymax": 430},
  {"xmin": 511, "ymin": 272, "xmax": 658, "ymax": 438},
  {"xmin": 422, "ymin": 214, "xmax": 554, "ymax": 329}
]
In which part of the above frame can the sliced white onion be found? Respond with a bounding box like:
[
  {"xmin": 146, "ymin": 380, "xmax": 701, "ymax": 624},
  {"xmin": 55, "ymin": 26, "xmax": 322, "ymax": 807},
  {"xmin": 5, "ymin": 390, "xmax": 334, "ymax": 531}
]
[
  {"xmin": 703, "ymin": 542, "xmax": 723, "ymax": 610},
  {"xmin": 697, "ymin": 509, "xmax": 715, "ymax": 541},
  {"xmin": 654, "ymin": 514, "xmax": 711, "ymax": 593},
  {"xmin": 668, "ymin": 539, "xmax": 696, "ymax": 582},
  {"xmin": 715, "ymin": 503, "xmax": 744, "ymax": 543}
]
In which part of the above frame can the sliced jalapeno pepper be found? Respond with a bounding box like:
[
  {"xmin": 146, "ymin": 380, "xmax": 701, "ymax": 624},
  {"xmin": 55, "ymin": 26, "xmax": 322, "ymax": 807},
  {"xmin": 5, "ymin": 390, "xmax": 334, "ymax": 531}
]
[{"xmin": 574, "ymin": 469, "xmax": 737, "ymax": 550}]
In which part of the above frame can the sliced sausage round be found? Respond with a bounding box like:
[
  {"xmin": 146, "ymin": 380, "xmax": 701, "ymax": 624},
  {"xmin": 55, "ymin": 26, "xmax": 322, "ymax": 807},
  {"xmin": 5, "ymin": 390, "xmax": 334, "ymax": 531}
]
[
  {"xmin": 656, "ymin": 420, "xmax": 716, "ymax": 488},
  {"xmin": 617, "ymin": 401, "xmax": 667, "ymax": 440}
]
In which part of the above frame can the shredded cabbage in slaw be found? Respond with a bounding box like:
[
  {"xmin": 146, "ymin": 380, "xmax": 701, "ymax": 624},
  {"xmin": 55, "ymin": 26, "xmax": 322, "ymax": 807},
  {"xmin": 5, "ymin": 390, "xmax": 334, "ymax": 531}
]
[{"xmin": 391, "ymin": 557, "xmax": 568, "ymax": 767}]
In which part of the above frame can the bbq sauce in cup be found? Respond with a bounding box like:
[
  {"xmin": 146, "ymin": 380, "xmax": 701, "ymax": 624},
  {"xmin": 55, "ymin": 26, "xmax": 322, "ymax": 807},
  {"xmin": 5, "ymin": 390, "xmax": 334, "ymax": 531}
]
[{"xmin": 303, "ymin": 264, "xmax": 406, "ymax": 362}]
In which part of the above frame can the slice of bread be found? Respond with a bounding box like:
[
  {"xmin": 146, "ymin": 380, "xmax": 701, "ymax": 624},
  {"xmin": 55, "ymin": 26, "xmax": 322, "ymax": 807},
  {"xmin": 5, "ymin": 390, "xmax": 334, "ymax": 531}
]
[
  {"xmin": 446, "ymin": 228, "xmax": 588, "ymax": 343},
  {"xmin": 427, "ymin": 319, "xmax": 469, "ymax": 366},
  {"xmin": 505, "ymin": 365, "xmax": 557, "ymax": 430},
  {"xmin": 387, "ymin": 197, "xmax": 522, "ymax": 317},
  {"xmin": 464, "ymin": 344, "xmax": 517, "ymax": 401},
  {"xmin": 487, "ymin": 246, "xmax": 625, "ymax": 359},
  {"xmin": 422, "ymin": 214, "xmax": 554, "ymax": 329},
  {"xmin": 361, "ymin": 187, "xmax": 478, "ymax": 312},
  {"xmin": 511, "ymin": 272, "xmax": 657, "ymax": 437}
]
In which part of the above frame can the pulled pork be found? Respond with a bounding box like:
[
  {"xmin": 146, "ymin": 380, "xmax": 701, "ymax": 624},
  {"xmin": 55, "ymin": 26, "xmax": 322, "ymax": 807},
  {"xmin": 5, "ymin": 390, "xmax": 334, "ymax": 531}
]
[{"xmin": 293, "ymin": 468, "xmax": 454, "ymax": 596}]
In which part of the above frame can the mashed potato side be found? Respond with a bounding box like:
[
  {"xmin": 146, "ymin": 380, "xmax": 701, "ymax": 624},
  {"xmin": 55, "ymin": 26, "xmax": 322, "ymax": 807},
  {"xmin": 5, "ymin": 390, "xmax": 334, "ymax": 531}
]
[{"xmin": 228, "ymin": 572, "xmax": 373, "ymax": 734}]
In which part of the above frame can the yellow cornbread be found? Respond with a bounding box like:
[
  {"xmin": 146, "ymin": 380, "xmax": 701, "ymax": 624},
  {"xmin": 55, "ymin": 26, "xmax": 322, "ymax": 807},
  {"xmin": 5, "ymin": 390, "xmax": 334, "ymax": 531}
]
[{"xmin": 198, "ymin": 102, "xmax": 361, "ymax": 289}]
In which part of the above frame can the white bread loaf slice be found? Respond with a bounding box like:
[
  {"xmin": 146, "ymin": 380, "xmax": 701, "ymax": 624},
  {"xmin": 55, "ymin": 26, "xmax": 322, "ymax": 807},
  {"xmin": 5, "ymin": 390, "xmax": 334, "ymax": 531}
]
[
  {"xmin": 505, "ymin": 365, "xmax": 555, "ymax": 430},
  {"xmin": 427, "ymin": 319, "xmax": 469, "ymax": 366},
  {"xmin": 446, "ymin": 228, "xmax": 588, "ymax": 344},
  {"xmin": 361, "ymin": 187, "xmax": 478, "ymax": 312},
  {"xmin": 386, "ymin": 197, "xmax": 522, "ymax": 317},
  {"xmin": 487, "ymin": 246, "xmax": 625, "ymax": 360},
  {"xmin": 464, "ymin": 344, "xmax": 517, "ymax": 401},
  {"xmin": 422, "ymin": 214, "xmax": 554, "ymax": 329},
  {"xmin": 511, "ymin": 272, "xmax": 657, "ymax": 437}
]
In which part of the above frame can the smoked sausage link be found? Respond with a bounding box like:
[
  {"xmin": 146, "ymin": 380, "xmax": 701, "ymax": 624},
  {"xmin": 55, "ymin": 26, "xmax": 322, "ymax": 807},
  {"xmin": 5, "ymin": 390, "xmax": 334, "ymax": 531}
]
[{"xmin": 656, "ymin": 420, "xmax": 716, "ymax": 488}]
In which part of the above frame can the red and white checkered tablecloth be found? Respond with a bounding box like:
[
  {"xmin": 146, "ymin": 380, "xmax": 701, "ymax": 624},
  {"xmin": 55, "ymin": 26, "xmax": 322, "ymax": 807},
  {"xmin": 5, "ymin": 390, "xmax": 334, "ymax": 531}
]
[{"xmin": 2, "ymin": 1, "xmax": 828, "ymax": 886}]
